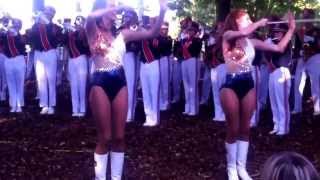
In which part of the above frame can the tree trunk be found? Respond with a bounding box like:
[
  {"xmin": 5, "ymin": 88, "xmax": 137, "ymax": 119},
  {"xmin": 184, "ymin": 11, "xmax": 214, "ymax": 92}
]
[{"xmin": 216, "ymin": 0, "xmax": 231, "ymax": 22}]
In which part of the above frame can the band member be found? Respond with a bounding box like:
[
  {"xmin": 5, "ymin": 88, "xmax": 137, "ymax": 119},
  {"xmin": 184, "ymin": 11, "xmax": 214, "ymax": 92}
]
[
  {"xmin": 266, "ymin": 23, "xmax": 292, "ymax": 135},
  {"xmin": 63, "ymin": 16, "xmax": 90, "ymax": 117},
  {"xmin": 171, "ymin": 38, "xmax": 183, "ymax": 104},
  {"xmin": 220, "ymin": 9, "xmax": 295, "ymax": 180},
  {"xmin": 86, "ymin": 0, "xmax": 166, "ymax": 179},
  {"xmin": 27, "ymin": 6, "xmax": 63, "ymax": 115},
  {"xmin": 181, "ymin": 21, "xmax": 202, "ymax": 116},
  {"xmin": 200, "ymin": 30, "xmax": 212, "ymax": 106},
  {"xmin": 0, "ymin": 18, "xmax": 26, "ymax": 113},
  {"xmin": 139, "ymin": 17, "xmax": 161, "ymax": 127},
  {"xmin": 293, "ymin": 8, "xmax": 320, "ymax": 116},
  {"xmin": 249, "ymin": 33, "xmax": 265, "ymax": 127},
  {"xmin": 158, "ymin": 22, "xmax": 172, "ymax": 111},
  {"xmin": 0, "ymin": 42, "xmax": 5, "ymax": 102},
  {"xmin": 121, "ymin": 9, "xmax": 140, "ymax": 123},
  {"xmin": 0, "ymin": 16, "xmax": 9, "ymax": 101},
  {"xmin": 207, "ymin": 22, "xmax": 227, "ymax": 121}
]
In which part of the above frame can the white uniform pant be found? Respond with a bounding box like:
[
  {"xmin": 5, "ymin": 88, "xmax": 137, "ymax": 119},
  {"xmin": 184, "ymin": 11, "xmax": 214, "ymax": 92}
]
[
  {"xmin": 269, "ymin": 67, "xmax": 291, "ymax": 134},
  {"xmin": 159, "ymin": 56, "xmax": 170, "ymax": 110},
  {"xmin": 211, "ymin": 64, "xmax": 226, "ymax": 120},
  {"xmin": 181, "ymin": 57, "xmax": 199, "ymax": 115},
  {"xmin": 200, "ymin": 64, "xmax": 211, "ymax": 105},
  {"xmin": 123, "ymin": 52, "xmax": 139, "ymax": 120},
  {"xmin": 170, "ymin": 58, "xmax": 182, "ymax": 103},
  {"xmin": 34, "ymin": 49, "xmax": 57, "ymax": 108},
  {"xmin": 68, "ymin": 55, "xmax": 88, "ymax": 114},
  {"xmin": 4, "ymin": 55, "xmax": 26, "ymax": 108},
  {"xmin": 140, "ymin": 60, "xmax": 160, "ymax": 123},
  {"xmin": 250, "ymin": 66, "xmax": 261, "ymax": 126},
  {"xmin": 0, "ymin": 53, "xmax": 7, "ymax": 101},
  {"xmin": 294, "ymin": 55, "xmax": 320, "ymax": 113}
]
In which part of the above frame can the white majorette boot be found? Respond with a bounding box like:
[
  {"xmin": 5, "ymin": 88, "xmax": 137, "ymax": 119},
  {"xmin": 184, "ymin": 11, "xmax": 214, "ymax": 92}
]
[
  {"xmin": 236, "ymin": 140, "xmax": 252, "ymax": 180},
  {"xmin": 225, "ymin": 142, "xmax": 239, "ymax": 180},
  {"xmin": 94, "ymin": 153, "xmax": 108, "ymax": 180},
  {"xmin": 110, "ymin": 152, "xmax": 124, "ymax": 180}
]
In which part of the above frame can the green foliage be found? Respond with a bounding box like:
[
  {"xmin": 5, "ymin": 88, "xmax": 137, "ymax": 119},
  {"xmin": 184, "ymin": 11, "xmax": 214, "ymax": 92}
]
[
  {"xmin": 169, "ymin": 0, "xmax": 320, "ymax": 26},
  {"xmin": 232, "ymin": 0, "xmax": 320, "ymax": 18},
  {"xmin": 168, "ymin": 0, "xmax": 216, "ymax": 26}
]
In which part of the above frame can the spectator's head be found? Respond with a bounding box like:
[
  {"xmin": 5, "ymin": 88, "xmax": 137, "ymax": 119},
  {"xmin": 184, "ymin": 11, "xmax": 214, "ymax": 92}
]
[{"xmin": 261, "ymin": 152, "xmax": 320, "ymax": 180}]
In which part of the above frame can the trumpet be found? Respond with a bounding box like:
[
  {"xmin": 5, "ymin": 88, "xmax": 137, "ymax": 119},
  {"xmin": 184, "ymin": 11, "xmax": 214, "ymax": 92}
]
[{"xmin": 267, "ymin": 19, "xmax": 320, "ymax": 25}]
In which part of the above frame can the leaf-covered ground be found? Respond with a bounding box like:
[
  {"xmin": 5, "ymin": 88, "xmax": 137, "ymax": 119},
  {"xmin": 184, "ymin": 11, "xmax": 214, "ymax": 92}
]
[{"xmin": 0, "ymin": 81, "xmax": 319, "ymax": 180}]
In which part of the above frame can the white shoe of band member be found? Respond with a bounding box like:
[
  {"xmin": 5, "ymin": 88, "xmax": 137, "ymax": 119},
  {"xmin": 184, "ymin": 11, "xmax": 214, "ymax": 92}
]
[
  {"xmin": 78, "ymin": 112, "xmax": 85, "ymax": 117},
  {"xmin": 47, "ymin": 107, "xmax": 55, "ymax": 115},
  {"xmin": 126, "ymin": 118, "xmax": 133, "ymax": 123},
  {"xmin": 213, "ymin": 117, "xmax": 225, "ymax": 122},
  {"xmin": 236, "ymin": 141, "xmax": 252, "ymax": 180},
  {"xmin": 276, "ymin": 131, "xmax": 288, "ymax": 136},
  {"xmin": 40, "ymin": 107, "xmax": 49, "ymax": 114},
  {"xmin": 16, "ymin": 106, "xmax": 22, "ymax": 113},
  {"xmin": 313, "ymin": 111, "xmax": 320, "ymax": 116},
  {"xmin": 291, "ymin": 110, "xmax": 300, "ymax": 115},
  {"xmin": 225, "ymin": 142, "xmax": 239, "ymax": 180},
  {"xmin": 143, "ymin": 116, "xmax": 152, "ymax": 126},
  {"xmin": 143, "ymin": 118, "xmax": 158, "ymax": 127},
  {"xmin": 110, "ymin": 152, "xmax": 124, "ymax": 180},
  {"xmin": 72, "ymin": 113, "xmax": 79, "ymax": 117},
  {"xmin": 10, "ymin": 107, "xmax": 16, "ymax": 113},
  {"xmin": 269, "ymin": 123, "xmax": 278, "ymax": 135},
  {"xmin": 94, "ymin": 153, "xmax": 108, "ymax": 180}
]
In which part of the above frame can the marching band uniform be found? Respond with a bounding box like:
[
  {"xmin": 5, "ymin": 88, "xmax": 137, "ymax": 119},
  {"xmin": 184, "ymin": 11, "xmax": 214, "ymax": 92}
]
[
  {"xmin": 200, "ymin": 61, "xmax": 212, "ymax": 106},
  {"xmin": 266, "ymin": 31, "xmax": 292, "ymax": 135},
  {"xmin": 199, "ymin": 34, "xmax": 212, "ymax": 106},
  {"xmin": 0, "ymin": 43, "xmax": 6, "ymax": 102},
  {"xmin": 250, "ymin": 49, "xmax": 264, "ymax": 127},
  {"xmin": 64, "ymin": 27, "xmax": 90, "ymax": 117},
  {"xmin": 140, "ymin": 37, "xmax": 161, "ymax": 126},
  {"xmin": 158, "ymin": 31, "xmax": 173, "ymax": 111},
  {"xmin": 292, "ymin": 11, "xmax": 320, "ymax": 115},
  {"xmin": 28, "ymin": 14, "xmax": 63, "ymax": 115},
  {"xmin": 0, "ymin": 28, "xmax": 7, "ymax": 101},
  {"xmin": 206, "ymin": 33, "xmax": 226, "ymax": 121},
  {"xmin": 171, "ymin": 39, "xmax": 183, "ymax": 104},
  {"xmin": 181, "ymin": 27, "xmax": 202, "ymax": 116},
  {"xmin": 0, "ymin": 27, "xmax": 26, "ymax": 112},
  {"xmin": 123, "ymin": 41, "xmax": 140, "ymax": 122}
]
